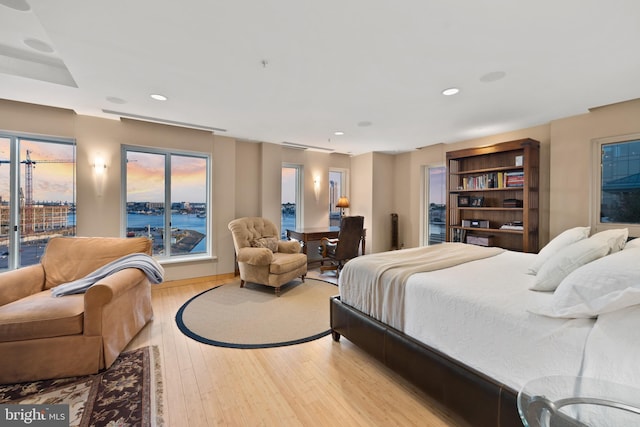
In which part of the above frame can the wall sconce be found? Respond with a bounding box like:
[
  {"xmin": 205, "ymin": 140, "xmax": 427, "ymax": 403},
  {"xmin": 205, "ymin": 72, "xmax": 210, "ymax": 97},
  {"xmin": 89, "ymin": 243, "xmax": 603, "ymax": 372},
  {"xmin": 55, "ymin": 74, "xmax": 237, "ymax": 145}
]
[
  {"xmin": 313, "ymin": 175, "xmax": 321, "ymax": 201},
  {"xmin": 336, "ymin": 196, "xmax": 350, "ymax": 217},
  {"xmin": 93, "ymin": 156, "xmax": 107, "ymax": 197},
  {"xmin": 93, "ymin": 156, "xmax": 107, "ymax": 175}
]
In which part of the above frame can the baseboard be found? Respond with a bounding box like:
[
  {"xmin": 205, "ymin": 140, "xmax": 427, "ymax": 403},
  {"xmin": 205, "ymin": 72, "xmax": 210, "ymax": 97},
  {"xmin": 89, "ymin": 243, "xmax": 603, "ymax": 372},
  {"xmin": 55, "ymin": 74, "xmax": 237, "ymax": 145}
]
[{"xmin": 153, "ymin": 273, "xmax": 236, "ymax": 290}]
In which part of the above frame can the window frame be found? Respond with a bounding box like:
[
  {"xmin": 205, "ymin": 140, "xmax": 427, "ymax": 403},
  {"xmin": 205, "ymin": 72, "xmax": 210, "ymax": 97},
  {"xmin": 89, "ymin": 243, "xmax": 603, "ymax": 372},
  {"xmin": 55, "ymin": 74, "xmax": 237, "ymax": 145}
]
[
  {"xmin": 121, "ymin": 145, "xmax": 212, "ymax": 262},
  {"xmin": 591, "ymin": 132, "xmax": 640, "ymax": 236},
  {"xmin": 0, "ymin": 131, "xmax": 76, "ymax": 271},
  {"xmin": 281, "ymin": 163, "xmax": 303, "ymax": 238},
  {"xmin": 421, "ymin": 164, "xmax": 446, "ymax": 246},
  {"xmin": 328, "ymin": 167, "xmax": 349, "ymax": 227}
]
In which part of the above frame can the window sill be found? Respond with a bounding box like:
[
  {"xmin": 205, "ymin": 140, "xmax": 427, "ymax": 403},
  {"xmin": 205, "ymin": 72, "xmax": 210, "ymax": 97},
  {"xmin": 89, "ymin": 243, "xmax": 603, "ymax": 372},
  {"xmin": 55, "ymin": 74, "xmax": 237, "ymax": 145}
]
[{"xmin": 156, "ymin": 254, "xmax": 218, "ymax": 265}]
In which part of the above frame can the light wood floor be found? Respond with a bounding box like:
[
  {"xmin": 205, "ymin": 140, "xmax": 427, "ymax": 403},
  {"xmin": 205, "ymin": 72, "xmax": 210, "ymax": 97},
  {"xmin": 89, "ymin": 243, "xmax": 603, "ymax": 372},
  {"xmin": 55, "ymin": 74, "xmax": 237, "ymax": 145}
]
[{"xmin": 126, "ymin": 269, "xmax": 468, "ymax": 427}]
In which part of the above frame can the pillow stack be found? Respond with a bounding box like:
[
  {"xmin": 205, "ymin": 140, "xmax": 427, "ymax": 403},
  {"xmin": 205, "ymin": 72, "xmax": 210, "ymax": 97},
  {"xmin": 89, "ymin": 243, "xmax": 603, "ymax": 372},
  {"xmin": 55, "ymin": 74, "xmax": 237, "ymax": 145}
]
[{"xmin": 527, "ymin": 227, "xmax": 637, "ymax": 318}]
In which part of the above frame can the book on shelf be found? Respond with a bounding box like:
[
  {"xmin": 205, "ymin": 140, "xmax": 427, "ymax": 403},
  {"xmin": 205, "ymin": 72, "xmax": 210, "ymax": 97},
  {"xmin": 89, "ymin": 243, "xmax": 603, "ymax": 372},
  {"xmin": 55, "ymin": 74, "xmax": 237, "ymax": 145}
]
[
  {"xmin": 500, "ymin": 221, "xmax": 524, "ymax": 230},
  {"xmin": 461, "ymin": 172, "xmax": 508, "ymax": 190},
  {"xmin": 505, "ymin": 171, "xmax": 524, "ymax": 187}
]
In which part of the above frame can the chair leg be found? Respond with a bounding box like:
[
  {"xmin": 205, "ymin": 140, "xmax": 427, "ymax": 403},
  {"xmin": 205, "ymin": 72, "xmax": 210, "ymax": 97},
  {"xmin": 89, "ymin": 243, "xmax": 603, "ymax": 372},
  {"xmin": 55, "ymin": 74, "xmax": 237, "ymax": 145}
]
[
  {"xmin": 240, "ymin": 279, "xmax": 245, "ymax": 288},
  {"xmin": 275, "ymin": 286, "xmax": 281, "ymax": 297},
  {"xmin": 301, "ymin": 274, "xmax": 306, "ymax": 282}
]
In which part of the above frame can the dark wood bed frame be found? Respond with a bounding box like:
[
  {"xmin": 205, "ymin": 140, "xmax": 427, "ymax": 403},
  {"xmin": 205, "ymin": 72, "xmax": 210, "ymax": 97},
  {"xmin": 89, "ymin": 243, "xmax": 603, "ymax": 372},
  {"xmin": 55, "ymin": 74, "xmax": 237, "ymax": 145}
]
[{"xmin": 330, "ymin": 296, "xmax": 523, "ymax": 427}]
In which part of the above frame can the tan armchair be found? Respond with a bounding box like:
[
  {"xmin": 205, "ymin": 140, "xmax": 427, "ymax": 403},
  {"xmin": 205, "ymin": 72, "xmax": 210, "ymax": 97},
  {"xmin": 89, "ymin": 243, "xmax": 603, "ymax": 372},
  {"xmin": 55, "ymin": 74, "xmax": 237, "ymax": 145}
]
[
  {"xmin": 0, "ymin": 236, "xmax": 155, "ymax": 384},
  {"xmin": 228, "ymin": 217, "xmax": 307, "ymax": 296}
]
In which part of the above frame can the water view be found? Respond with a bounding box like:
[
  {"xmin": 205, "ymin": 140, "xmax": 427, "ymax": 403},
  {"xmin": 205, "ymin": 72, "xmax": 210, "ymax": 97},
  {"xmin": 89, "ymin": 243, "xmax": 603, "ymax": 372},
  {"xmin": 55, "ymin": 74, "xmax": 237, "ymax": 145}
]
[{"xmin": 0, "ymin": 211, "xmax": 207, "ymax": 271}]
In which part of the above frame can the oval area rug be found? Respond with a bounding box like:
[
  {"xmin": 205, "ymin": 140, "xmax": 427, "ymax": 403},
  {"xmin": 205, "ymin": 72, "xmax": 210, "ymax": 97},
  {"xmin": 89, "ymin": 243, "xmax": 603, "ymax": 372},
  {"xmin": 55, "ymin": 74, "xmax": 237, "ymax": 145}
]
[{"xmin": 176, "ymin": 278, "xmax": 338, "ymax": 348}]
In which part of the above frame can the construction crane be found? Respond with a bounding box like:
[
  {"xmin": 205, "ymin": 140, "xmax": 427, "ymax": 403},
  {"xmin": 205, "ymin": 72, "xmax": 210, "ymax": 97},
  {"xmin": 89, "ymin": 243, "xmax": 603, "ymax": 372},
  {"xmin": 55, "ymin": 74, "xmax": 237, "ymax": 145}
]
[
  {"xmin": 0, "ymin": 150, "xmax": 74, "ymax": 234},
  {"xmin": 23, "ymin": 150, "xmax": 74, "ymax": 204},
  {"xmin": 23, "ymin": 150, "xmax": 74, "ymax": 234}
]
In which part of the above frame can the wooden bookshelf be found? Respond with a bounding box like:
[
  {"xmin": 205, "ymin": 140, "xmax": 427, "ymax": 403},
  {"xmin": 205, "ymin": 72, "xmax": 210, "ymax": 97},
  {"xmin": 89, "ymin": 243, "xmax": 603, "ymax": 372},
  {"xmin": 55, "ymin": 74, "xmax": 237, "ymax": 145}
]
[{"xmin": 445, "ymin": 138, "xmax": 539, "ymax": 252}]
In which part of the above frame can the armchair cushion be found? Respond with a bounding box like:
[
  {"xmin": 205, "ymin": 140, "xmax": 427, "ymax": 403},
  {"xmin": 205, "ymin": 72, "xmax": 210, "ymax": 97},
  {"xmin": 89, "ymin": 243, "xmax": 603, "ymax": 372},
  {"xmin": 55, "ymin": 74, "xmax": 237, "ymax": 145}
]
[
  {"xmin": 237, "ymin": 247, "xmax": 274, "ymax": 265},
  {"xmin": 251, "ymin": 236, "xmax": 279, "ymax": 252},
  {"xmin": 0, "ymin": 264, "xmax": 45, "ymax": 306},
  {"xmin": 41, "ymin": 236, "xmax": 152, "ymax": 290},
  {"xmin": 277, "ymin": 239, "xmax": 303, "ymax": 254},
  {"xmin": 269, "ymin": 252, "xmax": 307, "ymax": 275},
  {"xmin": 0, "ymin": 292, "xmax": 84, "ymax": 342}
]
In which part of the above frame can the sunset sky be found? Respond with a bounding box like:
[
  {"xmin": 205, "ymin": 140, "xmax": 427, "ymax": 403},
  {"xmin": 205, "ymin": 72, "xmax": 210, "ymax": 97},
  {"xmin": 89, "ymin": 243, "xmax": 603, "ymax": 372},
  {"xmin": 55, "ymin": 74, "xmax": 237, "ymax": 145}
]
[
  {"xmin": 0, "ymin": 140, "xmax": 208, "ymax": 204},
  {"xmin": 126, "ymin": 151, "xmax": 207, "ymax": 203},
  {"xmin": 0, "ymin": 139, "xmax": 75, "ymax": 204}
]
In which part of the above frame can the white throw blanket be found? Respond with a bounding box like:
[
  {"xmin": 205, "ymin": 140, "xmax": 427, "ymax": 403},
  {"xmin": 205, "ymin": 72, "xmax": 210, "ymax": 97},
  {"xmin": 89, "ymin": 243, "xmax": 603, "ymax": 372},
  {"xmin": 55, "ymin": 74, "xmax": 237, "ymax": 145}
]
[
  {"xmin": 339, "ymin": 243, "xmax": 504, "ymax": 330},
  {"xmin": 51, "ymin": 253, "xmax": 165, "ymax": 297}
]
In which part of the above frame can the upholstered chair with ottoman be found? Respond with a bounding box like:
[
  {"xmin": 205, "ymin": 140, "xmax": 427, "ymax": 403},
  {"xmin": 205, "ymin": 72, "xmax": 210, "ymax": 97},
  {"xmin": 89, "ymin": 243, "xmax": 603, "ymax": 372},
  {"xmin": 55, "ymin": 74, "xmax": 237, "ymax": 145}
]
[
  {"xmin": 0, "ymin": 236, "xmax": 157, "ymax": 384},
  {"xmin": 228, "ymin": 217, "xmax": 307, "ymax": 296}
]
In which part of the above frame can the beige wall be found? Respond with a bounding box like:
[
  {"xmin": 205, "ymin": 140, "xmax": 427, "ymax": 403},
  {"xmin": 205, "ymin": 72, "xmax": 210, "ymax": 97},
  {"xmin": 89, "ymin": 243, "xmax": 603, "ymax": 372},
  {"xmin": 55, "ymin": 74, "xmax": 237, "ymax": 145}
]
[
  {"xmin": 549, "ymin": 99, "xmax": 640, "ymax": 237},
  {"xmin": 394, "ymin": 98, "xmax": 640, "ymax": 248},
  {"xmin": 350, "ymin": 153, "xmax": 373, "ymax": 252},
  {"xmin": 399, "ymin": 124, "xmax": 551, "ymax": 248},
  {"xmin": 371, "ymin": 153, "xmax": 395, "ymax": 253},
  {"xmin": 235, "ymin": 141, "xmax": 261, "ymax": 218},
  {"xmin": 3, "ymin": 96, "xmax": 639, "ymax": 281},
  {"xmin": 1, "ymin": 101, "xmax": 231, "ymax": 280},
  {"xmin": 0, "ymin": 99, "xmax": 358, "ymax": 280}
]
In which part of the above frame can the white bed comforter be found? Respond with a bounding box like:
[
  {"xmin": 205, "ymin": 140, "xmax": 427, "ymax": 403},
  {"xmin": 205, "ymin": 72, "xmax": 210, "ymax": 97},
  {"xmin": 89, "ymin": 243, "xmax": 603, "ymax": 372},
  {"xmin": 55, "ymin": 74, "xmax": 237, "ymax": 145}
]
[
  {"xmin": 339, "ymin": 248, "xmax": 597, "ymax": 391},
  {"xmin": 404, "ymin": 251, "xmax": 595, "ymax": 390},
  {"xmin": 339, "ymin": 243, "xmax": 504, "ymax": 330}
]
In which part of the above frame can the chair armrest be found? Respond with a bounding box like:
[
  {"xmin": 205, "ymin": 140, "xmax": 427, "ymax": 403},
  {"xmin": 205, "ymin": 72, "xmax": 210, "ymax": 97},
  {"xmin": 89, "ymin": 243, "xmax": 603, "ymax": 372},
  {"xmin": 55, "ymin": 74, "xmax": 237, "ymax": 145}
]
[
  {"xmin": 320, "ymin": 237, "xmax": 339, "ymax": 244},
  {"xmin": 278, "ymin": 240, "xmax": 302, "ymax": 254},
  {"xmin": 318, "ymin": 237, "xmax": 339, "ymax": 257},
  {"xmin": 84, "ymin": 268, "xmax": 148, "ymax": 336},
  {"xmin": 0, "ymin": 264, "xmax": 45, "ymax": 306},
  {"xmin": 236, "ymin": 247, "xmax": 274, "ymax": 265}
]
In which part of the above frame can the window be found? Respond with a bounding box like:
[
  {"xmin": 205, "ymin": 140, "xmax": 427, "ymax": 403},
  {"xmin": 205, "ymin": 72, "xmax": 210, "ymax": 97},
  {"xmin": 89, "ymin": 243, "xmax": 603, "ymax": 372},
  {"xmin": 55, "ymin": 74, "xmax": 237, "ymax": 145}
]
[
  {"xmin": 594, "ymin": 134, "xmax": 640, "ymax": 234},
  {"xmin": 0, "ymin": 133, "xmax": 76, "ymax": 272},
  {"xmin": 281, "ymin": 164, "xmax": 302, "ymax": 238},
  {"xmin": 329, "ymin": 169, "xmax": 347, "ymax": 227},
  {"xmin": 422, "ymin": 165, "xmax": 446, "ymax": 246},
  {"xmin": 123, "ymin": 146, "xmax": 210, "ymax": 259}
]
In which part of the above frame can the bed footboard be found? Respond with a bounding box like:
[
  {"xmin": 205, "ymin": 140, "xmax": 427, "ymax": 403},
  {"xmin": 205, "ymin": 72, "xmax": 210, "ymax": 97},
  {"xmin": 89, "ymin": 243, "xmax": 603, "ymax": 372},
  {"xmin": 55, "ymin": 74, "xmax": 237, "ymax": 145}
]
[{"xmin": 330, "ymin": 296, "xmax": 521, "ymax": 427}]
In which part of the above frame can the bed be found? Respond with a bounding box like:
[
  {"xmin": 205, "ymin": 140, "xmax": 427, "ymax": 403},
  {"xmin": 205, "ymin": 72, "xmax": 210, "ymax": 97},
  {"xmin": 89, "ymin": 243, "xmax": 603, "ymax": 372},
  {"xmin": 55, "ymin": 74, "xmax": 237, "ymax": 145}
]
[{"xmin": 330, "ymin": 228, "xmax": 639, "ymax": 427}]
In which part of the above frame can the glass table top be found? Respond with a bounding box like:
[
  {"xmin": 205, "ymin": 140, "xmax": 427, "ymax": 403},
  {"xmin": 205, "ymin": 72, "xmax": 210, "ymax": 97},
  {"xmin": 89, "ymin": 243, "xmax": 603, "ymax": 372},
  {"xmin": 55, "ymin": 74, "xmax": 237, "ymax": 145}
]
[{"xmin": 518, "ymin": 376, "xmax": 640, "ymax": 427}]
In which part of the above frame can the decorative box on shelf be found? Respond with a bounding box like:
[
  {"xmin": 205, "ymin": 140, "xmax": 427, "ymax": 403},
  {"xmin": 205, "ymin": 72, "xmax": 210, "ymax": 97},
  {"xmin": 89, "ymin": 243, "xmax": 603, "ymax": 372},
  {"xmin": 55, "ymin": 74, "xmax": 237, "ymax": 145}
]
[
  {"xmin": 462, "ymin": 219, "xmax": 490, "ymax": 228},
  {"xmin": 503, "ymin": 198, "xmax": 523, "ymax": 208},
  {"xmin": 466, "ymin": 234, "xmax": 494, "ymax": 247}
]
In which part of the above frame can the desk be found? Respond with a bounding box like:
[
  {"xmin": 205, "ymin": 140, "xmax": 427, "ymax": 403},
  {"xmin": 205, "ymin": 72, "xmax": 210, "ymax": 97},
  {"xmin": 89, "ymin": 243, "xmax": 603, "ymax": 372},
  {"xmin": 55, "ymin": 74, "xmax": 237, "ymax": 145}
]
[
  {"xmin": 286, "ymin": 227, "xmax": 366, "ymax": 256},
  {"xmin": 518, "ymin": 376, "xmax": 640, "ymax": 426}
]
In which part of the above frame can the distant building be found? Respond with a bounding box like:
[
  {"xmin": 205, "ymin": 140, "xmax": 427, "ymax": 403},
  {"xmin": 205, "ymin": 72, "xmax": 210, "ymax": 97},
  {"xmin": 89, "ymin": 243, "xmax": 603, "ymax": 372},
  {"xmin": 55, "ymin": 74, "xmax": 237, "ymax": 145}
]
[{"xmin": 0, "ymin": 204, "xmax": 71, "ymax": 235}]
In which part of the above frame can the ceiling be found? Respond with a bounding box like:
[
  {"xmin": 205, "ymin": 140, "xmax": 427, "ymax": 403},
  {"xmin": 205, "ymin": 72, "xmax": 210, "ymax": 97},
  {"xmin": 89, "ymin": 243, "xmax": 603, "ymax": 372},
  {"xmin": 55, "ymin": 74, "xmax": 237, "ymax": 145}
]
[{"xmin": 1, "ymin": 0, "xmax": 639, "ymax": 155}]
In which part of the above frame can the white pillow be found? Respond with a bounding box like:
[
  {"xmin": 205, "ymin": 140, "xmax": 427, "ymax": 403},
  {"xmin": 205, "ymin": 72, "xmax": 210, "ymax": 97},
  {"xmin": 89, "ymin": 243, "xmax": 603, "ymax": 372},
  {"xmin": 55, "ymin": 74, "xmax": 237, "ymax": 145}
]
[
  {"xmin": 530, "ymin": 247, "xmax": 640, "ymax": 318},
  {"xmin": 624, "ymin": 237, "xmax": 640, "ymax": 250},
  {"xmin": 588, "ymin": 228, "xmax": 628, "ymax": 254},
  {"xmin": 527, "ymin": 226, "xmax": 591, "ymax": 275},
  {"xmin": 529, "ymin": 237, "xmax": 610, "ymax": 291}
]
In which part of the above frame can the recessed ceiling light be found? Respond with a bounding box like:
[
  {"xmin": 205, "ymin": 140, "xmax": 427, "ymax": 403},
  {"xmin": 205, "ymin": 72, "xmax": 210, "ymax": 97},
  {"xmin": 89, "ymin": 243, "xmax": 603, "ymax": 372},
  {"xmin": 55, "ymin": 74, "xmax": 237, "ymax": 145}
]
[
  {"xmin": 150, "ymin": 94, "xmax": 168, "ymax": 101},
  {"xmin": 23, "ymin": 38, "xmax": 54, "ymax": 53},
  {"xmin": 442, "ymin": 87, "xmax": 460, "ymax": 96},
  {"xmin": 334, "ymin": 131, "xmax": 344, "ymax": 136}
]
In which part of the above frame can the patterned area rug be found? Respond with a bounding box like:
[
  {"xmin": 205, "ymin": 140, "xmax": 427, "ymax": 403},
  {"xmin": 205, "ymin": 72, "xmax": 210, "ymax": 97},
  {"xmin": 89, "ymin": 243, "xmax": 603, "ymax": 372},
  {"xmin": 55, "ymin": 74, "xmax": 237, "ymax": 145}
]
[{"xmin": 0, "ymin": 346, "xmax": 163, "ymax": 427}]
